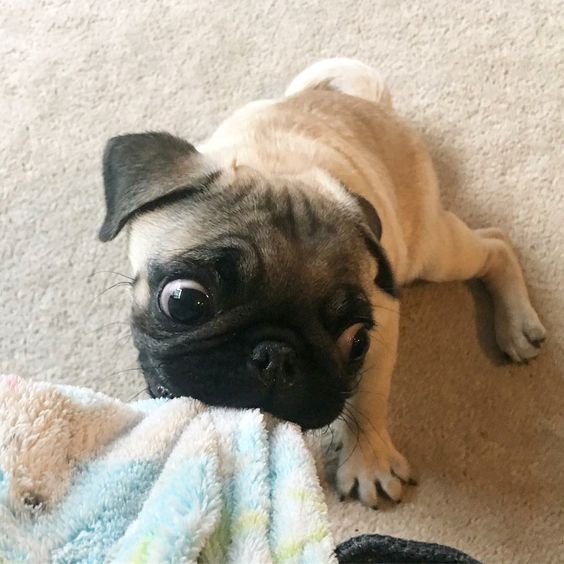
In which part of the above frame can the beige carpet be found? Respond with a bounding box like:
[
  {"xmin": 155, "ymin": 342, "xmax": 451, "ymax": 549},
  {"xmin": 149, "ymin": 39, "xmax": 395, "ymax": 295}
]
[{"xmin": 1, "ymin": 1, "xmax": 563, "ymax": 561}]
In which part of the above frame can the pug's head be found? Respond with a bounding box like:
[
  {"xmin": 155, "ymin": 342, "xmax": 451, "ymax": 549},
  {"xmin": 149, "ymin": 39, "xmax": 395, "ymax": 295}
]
[{"xmin": 99, "ymin": 132, "xmax": 396, "ymax": 429}]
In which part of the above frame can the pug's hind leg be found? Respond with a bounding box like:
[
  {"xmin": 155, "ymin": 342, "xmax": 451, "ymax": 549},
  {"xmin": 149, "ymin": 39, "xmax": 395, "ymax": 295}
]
[
  {"xmin": 419, "ymin": 211, "xmax": 546, "ymax": 362},
  {"xmin": 336, "ymin": 297, "xmax": 414, "ymax": 508}
]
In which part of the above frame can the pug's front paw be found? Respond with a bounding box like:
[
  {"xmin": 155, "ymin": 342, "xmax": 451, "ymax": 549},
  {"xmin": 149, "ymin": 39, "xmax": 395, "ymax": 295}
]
[{"xmin": 336, "ymin": 432, "xmax": 414, "ymax": 508}]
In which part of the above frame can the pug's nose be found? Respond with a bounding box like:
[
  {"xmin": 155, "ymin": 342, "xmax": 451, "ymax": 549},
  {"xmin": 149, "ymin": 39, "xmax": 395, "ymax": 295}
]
[{"xmin": 250, "ymin": 341, "xmax": 297, "ymax": 383}]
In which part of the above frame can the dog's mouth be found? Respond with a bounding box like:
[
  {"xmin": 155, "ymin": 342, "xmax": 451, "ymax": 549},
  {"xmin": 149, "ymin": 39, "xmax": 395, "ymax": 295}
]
[
  {"xmin": 150, "ymin": 383, "xmax": 175, "ymax": 400},
  {"xmin": 137, "ymin": 333, "xmax": 350, "ymax": 429},
  {"xmin": 145, "ymin": 376, "xmax": 345, "ymax": 430}
]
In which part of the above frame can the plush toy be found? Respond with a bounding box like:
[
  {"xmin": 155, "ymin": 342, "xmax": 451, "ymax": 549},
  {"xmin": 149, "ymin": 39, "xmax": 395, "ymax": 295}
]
[{"xmin": 0, "ymin": 375, "xmax": 477, "ymax": 563}]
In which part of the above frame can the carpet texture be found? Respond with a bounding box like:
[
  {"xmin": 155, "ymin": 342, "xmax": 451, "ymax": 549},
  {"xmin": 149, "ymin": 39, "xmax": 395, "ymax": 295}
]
[{"xmin": 1, "ymin": 1, "xmax": 562, "ymax": 562}]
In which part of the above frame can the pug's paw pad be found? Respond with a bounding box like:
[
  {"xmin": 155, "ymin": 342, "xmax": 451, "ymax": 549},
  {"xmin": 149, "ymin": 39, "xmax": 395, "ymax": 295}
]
[{"xmin": 336, "ymin": 435, "xmax": 413, "ymax": 508}]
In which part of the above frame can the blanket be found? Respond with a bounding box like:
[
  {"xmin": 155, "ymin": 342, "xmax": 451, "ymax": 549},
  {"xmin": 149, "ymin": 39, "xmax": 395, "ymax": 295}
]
[{"xmin": 0, "ymin": 374, "xmax": 334, "ymax": 563}]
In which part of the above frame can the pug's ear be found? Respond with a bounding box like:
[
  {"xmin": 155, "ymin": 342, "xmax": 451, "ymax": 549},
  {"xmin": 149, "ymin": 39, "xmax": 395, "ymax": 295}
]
[
  {"xmin": 350, "ymin": 193, "xmax": 398, "ymax": 297},
  {"xmin": 350, "ymin": 193, "xmax": 382, "ymax": 240},
  {"xmin": 99, "ymin": 132, "xmax": 217, "ymax": 242}
]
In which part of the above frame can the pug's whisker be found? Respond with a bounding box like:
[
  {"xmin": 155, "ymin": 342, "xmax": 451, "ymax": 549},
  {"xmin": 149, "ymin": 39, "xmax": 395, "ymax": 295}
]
[
  {"xmin": 346, "ymin": 363, "xmax": 374, "ymax": 396},
  {"xmin": 346, "ymin": 403, "xmax": 388, "ymax": 454},
  {"xmin": 108, "ymin": 366, "xmax": 143, "ymax": 378},
  {"xmin": 372, "ymin": 304, "xmax": 401, "ymax": 316},
  {"xmin": 116, "ymin": 331, "xmax": 133, "ymax": 344},
  {"xmin": 336, "ymin": 405, "xmax": 361, "ymax": 469},
  {"xmin": 351, "ymin": 389, "xmax": 387, "ymax": 401},
  {"xmin": 127, "ymin": 386, "xmax": 150, "ymax": 402},
  {"xmin": 346, "ymin": 404, "xmax": 361, "ymax": 433},
  {"xmin": 93, "ymin": 270, "xmax": 134, "ymax": 281},
  {"xmin": 328, "ymin": 424, "xmax": 337, "ymax": 452},
  {"xmin": 363, "ymin": 361, "xmax": 377, "ymax": 371},
  {"xmin": 346, "ymin": 407, "xmax": 376, "ymax": 465},
  {"xmin": 87, "ymin": 320, "xmax": 131, "ymax": 335},
  {"xmin": 319, "ymin": 423, "xmax": 337, "ymax": 455},
  {"xmin": 368, "ymin": 329, "xmax": 394, "ymax": 354},
  {"xmin": 99, "ymin": 281, "xmax": 133, "ymax": 297},
  {"xmin": 348, "ymin": 367, "xmax": 375, "ymax": 393}
]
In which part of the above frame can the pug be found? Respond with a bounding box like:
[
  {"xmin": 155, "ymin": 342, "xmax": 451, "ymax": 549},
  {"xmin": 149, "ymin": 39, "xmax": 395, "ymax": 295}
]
[{"xmin": 98, "ymin": 58, "xmax": 545, "ymax": 507}]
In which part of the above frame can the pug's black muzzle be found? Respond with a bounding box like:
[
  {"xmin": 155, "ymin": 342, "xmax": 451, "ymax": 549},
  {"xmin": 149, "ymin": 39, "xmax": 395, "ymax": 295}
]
[{"xmin": 135, "ymin": 324, "xmax": 347, "ymax": 429}]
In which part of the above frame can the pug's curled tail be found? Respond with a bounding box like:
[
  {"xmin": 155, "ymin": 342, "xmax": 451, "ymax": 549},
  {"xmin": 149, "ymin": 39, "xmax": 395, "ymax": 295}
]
[{"xmin": 285, "ymin": 57, "xmax": 392, "ymax": 109}]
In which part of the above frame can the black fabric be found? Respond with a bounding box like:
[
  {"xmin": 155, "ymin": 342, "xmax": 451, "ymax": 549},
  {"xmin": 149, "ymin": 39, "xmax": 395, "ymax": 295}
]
[{"xmin": 336, "ymin": 533, "xmax": 480, "ymax": 563}]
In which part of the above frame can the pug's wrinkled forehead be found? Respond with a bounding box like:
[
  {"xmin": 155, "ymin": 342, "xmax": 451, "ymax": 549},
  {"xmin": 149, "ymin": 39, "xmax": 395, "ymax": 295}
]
[
  {"xmin": 98, "ymin": 132, "xmax": 397, "ymax": 306},
  {"xmin": 130, "ymin": 185, "xmax": 368, "ymax": 311}
]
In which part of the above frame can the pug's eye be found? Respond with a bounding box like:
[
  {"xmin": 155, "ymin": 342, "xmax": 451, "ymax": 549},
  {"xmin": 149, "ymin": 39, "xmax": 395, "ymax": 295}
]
[
  {"xmin": 159, "ymin": 279, "xmax": 211, "ymax": 324},
  {"xmin": 337, "ymin": 323, "xmax": 370, "ymax": 364}
]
